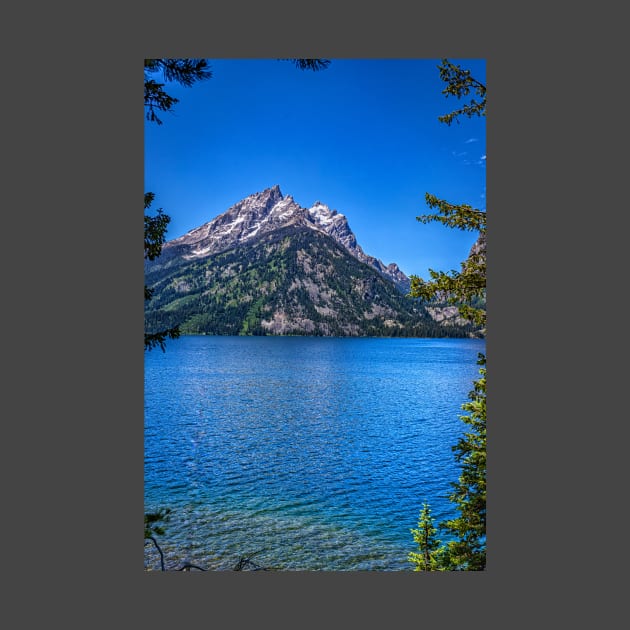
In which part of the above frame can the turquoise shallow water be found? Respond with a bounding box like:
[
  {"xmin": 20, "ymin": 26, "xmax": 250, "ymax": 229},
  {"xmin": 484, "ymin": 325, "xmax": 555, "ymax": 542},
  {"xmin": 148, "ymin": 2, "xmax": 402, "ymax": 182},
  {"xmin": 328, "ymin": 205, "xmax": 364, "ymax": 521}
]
[{"xmin": 144, "ymin": 335, "xmax": 485, "ymax": 570}]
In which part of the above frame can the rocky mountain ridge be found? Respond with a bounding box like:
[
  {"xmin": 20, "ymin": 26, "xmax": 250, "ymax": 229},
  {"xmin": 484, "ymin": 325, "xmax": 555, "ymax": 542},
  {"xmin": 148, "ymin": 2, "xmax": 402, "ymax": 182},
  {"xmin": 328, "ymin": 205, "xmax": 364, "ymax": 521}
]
[
  {"xmin": 161, "ymin": 185, "xmax": 410, "ymax": 292},
  {"xmin": 144, "ymin": 186, "xmax": 483, "ymax": 338},
  {"xmin": 145, "ymin": 224, "xmax": 476, "ymax": 338}
]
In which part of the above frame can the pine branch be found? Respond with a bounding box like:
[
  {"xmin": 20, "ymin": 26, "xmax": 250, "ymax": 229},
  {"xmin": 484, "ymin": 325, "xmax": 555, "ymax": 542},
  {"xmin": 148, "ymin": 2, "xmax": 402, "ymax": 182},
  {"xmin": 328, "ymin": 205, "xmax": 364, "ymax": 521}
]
[
  {"xmin": 419, "ymin": 194, "xmax": 486, "ymax": 232},
  {"xmin": 436, "ymin": 58, "xmax": 486, "ymax": 126},
  {"xmin": 144, "ymin": 327, "xmax": 181, "ymax": 352},
  {"xmin": 144, "ymin": 59, "xmax": 212, "ymax": 125},
  {"xmin": 281, "ymin": 59, "xmax": 331, "ymax": 72},
  {"xmin": 156, "ymin": 59, "xmax": 212, "ymax": 86}
]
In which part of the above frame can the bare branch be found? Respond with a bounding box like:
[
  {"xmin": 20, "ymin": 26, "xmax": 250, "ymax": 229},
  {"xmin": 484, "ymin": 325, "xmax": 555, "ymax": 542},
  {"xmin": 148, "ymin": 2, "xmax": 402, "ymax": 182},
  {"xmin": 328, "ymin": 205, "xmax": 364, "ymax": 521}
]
[
  {"xmin": 233, "ymin": 550, "xmax": 270, "ymax": 571},
  {"xmin": 145, "ymin": 536, "xmax": 165, "ymax": 571}
]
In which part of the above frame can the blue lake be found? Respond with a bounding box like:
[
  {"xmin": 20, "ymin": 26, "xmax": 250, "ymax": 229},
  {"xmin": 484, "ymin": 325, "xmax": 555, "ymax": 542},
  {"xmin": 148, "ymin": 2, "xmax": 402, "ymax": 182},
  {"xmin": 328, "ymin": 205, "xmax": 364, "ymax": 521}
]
[{"xmin": 144, "ymin": 335, "xmax": 486, "ymax": 571}]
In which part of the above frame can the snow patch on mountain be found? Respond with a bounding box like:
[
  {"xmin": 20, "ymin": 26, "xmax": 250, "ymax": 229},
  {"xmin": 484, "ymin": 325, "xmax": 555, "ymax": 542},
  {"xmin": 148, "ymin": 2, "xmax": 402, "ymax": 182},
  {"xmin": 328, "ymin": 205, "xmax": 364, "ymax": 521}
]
[
  {"xmin": 162, "ymin": 185, "xmax": 410, "ymax": 291},
  {"xmin": 308, "ymin": 201, "xmax": 343, "ymax": 227}
]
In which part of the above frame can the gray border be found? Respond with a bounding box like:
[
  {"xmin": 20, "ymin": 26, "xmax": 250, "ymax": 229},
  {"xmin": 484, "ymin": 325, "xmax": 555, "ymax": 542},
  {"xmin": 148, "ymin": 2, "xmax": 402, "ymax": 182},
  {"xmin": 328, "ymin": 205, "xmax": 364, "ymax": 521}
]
[{"xmin": 7, "ymin": 0, "xmax": 615, "ymax": 625}]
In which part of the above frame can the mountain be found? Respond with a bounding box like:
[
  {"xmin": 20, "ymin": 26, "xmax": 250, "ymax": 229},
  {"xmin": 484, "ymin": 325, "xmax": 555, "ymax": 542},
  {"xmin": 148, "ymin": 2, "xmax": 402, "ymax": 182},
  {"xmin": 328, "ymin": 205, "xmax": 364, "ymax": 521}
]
[
  {"xmin": 145, "ymin": 186, "xmax": 480, "ymax": 338},
  {"xmin": 157, "ymin": 185, "xmax": 410, "ymax": 291}
]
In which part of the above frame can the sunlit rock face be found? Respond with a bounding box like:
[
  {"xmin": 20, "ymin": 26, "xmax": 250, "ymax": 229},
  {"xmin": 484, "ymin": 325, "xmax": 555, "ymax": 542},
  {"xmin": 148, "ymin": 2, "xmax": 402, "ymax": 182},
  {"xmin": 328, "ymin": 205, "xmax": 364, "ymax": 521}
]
[
  {"xmin": 145, "ymin": 186, "xmax": 482, "ymax": 338},
  {"xmin": 162, "ymin": 185, "xmax": 410, "ymax": 291}
]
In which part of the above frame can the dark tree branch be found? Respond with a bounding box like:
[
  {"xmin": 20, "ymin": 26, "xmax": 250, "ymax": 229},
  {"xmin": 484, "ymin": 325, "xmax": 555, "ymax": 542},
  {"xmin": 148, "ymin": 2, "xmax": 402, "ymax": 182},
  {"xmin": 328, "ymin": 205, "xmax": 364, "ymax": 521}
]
[
  {"xmin": 145, "ymin": 536, "xmax": 165, "ymax": 571},
  {"xmin": 144, "ymin": 327, "xmax": 181, "ymax": 352},
  {"xmin": 280, "ymin": 58, "xmax": 331, "ymax": 72},
  {"xmin": 233, "ymin": 550, "xmax": 269, "ymax": 571}
]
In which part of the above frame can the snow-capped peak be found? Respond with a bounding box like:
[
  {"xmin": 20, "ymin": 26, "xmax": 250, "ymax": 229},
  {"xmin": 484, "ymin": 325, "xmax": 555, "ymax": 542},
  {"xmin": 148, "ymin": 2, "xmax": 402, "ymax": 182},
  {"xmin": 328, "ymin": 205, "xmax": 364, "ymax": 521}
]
[
  {"xmin": 308, "ymin": 201, "xmax": 344, "ymax": 228},
  {"xmin": 158, "ymin": 186, "xmax": 409, "ymax": 291}
]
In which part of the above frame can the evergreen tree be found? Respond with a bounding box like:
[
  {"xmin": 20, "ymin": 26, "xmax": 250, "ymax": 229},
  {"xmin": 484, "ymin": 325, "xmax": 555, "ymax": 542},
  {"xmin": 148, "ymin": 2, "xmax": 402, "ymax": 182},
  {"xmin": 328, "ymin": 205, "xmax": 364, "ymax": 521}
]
[
  {"xmin": 410, "ymin": 358, "xmax": 486, "ymax": 571},
  {"xmin": 440, "ymin": 354, "xmax": 486, "ymax": 570},
  {"xmin": 408, "ymin": 503, "xmax": 446, "ymax": 571},
  {"xmin": 409, "ymin": 59, "xmax": 487, "ymax": 570},
  {"xmin": 409, "ymin": 58, "xmax": 486, "ymax": 329}
]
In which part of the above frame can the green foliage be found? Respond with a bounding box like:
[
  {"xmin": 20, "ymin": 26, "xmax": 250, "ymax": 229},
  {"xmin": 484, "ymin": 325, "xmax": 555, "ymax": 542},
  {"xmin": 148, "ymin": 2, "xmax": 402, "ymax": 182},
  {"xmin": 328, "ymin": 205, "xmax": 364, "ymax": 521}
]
[
  {"xmin": 144, "ymin": 507, "xmax": 172, "ymax": 539},
  {"xmin": 418, "ymin": 193, "xmax": 486, "ymax": 232},
  {"xmin": 144, "ymin": 192, "xmax": 171, "ymax": 262},
  {"xmin": 409, "ymin": 59, "xmax": 486, "ymax": 329},
  {"xmin": 240, "ymin": 296, "xmax": 266, "ymax": 335},
  {"xmin": 410, "ymin": 232, "xmax": 486, "ymax": 328},
  {"xmin": 144, "ymin": 192, "xmax": 180, "ymax": 350},
  {"xmin": 440, "ymin": 354, "xmax": 487, "ymax": 570},
  {"xmin": 436, "ymin": 58, "xmax": 486, "ymax": 126},
  {"xmin": 409, "ymin": 356, "xmax": 486, "ymax": 571},
  {"xmin": 144, "ymin": 327, "xmax": 181, "ymax": 352},
  {"xmin": 408, "ymin": 503, "xmax": 447, "ymax": 571},
  {"xmin": 410, "ymin": 59, "xmax": 487, "ymax": 571},
  {"xmin": 144, "ymin": 58, "xmax": 212, "ymax": 125},
  {"xmin": 144, "ymin": 58, "xmax": 328, "ymax": 126},
  {"xmin": 144, "ymin": 507, "xmax": 172, "ymax": 571},
  {"xmin": 145, "ymin": 226, "xmax": 478, "ymax": 338}
]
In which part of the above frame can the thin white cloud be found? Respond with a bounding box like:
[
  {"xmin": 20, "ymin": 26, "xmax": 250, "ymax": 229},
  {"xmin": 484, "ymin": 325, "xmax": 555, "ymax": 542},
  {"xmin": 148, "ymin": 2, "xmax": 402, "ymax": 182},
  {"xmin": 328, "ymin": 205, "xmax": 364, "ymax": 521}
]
[
  {"xmin": 464, "ymin": 138, "xmax": 478, "ymax": 144},
  {"xmin": 481, "ymin": 155, "xmax": 486, "ymax": 160}
]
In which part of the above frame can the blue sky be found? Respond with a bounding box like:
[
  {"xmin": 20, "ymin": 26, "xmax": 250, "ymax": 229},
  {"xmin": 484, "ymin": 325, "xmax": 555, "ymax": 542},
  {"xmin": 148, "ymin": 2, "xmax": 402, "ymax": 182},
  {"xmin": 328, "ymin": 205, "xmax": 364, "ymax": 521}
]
[{"xmin": 144, "ymin": 58, "xmax": 486, "ymax": 279}]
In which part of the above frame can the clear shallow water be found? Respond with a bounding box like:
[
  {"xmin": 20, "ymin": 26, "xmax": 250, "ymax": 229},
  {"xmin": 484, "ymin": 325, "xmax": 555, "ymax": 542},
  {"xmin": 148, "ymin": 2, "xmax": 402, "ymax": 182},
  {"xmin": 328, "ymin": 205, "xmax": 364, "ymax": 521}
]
[{"xmin": 144, "ymin": 335, "xmax": 486, "ymax": 571}]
